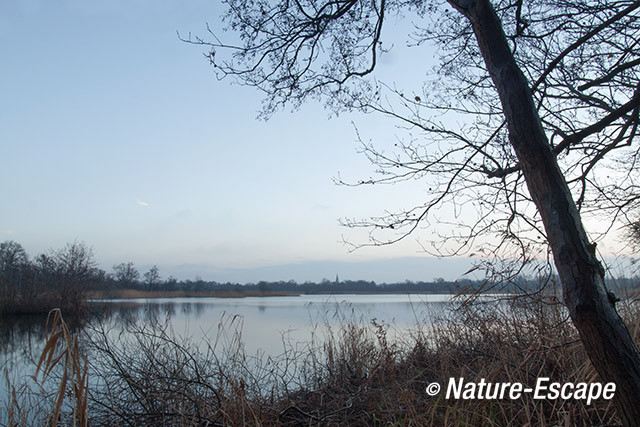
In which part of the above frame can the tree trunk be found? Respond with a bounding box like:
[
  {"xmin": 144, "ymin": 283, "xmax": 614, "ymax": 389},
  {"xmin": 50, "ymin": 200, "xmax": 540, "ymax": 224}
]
[{"xmin": 449, "ymin": 0, "xmax": 640, "ymax": 423}]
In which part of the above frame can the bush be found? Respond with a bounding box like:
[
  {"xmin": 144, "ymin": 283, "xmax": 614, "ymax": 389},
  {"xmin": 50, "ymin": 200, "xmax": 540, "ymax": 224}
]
[
  {"xmin": 8, "ymin": 286, "xmax": 640, "ymax": 425},
  {"xmin": 0, "ymin": 241, "xmax": 98, "ymax": 316}
]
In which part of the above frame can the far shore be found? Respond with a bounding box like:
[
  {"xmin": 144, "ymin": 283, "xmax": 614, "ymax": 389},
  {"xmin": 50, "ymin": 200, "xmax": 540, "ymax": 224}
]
[
  {"xmin": 87, "ymin": 289, "xmax": 463, "ymax": 300},
  {"xmin": 88, "ymin": 289, "xmax": 302, "ymax": 300}
]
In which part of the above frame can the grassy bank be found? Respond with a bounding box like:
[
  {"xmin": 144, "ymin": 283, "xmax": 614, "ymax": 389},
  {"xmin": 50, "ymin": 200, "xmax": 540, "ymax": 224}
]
[
  {"xmin": 0, "ymin": 290, "xmax": 88, "ymax": 317},
  {"xmin": 88, "ymin": 288, "xmax": 301, "ymax": 299},
  {"xmin": 6, "ymin": 289, "xmax": 639, "ymax": 425},
  {"xmin": 88, "ymin": 289, "xmax": 457, "ymax": 300}
]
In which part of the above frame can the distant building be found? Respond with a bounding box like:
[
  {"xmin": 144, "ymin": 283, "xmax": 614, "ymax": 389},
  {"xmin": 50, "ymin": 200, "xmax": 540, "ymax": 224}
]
[{"xmin": 335, "ymin": 274, "xmax": 340, "ymax": 284}]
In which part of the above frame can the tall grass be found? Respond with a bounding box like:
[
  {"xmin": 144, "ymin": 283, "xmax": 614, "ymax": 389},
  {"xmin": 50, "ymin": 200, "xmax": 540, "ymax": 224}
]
[
  {"xmin": 4, "ymin": 309, "xmax": 88, "ymax": 427},
  {"xmin": 7, "ymin": 289, "xmax": 640, "ymax": 425},
  {"xmin": 88, "ymin": 288, "xmax": 299, "ymax": 300}
]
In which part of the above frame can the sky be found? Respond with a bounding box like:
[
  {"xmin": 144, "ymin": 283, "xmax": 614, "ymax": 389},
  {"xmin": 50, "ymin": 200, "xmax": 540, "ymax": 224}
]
[
  {"xmin": 0, "ymin": 0, "xmax": 479, "ymax": 283},
  {"xmin": 5, "ymin": 1, "xmax": 633, "ymax": 284}
]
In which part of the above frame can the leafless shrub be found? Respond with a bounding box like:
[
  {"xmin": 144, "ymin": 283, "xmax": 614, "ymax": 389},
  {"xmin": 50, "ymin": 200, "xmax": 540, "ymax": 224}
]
[
  {"xmin": 3, "ymin": 309, "xmax": 89, "ymax": 426},
  {"xmin": 6, "ymin": 290, "xmax": 639, "ymax": 425}
]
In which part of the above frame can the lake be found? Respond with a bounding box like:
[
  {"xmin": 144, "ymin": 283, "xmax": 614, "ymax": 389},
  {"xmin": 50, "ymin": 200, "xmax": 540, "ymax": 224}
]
[
  {"xmin": 0, "ymin": 293, "xmax": 455, "ymax": 420},
  {"xmin": 92, "ymin": 293, "xmax": 452, "ymax": 354}
]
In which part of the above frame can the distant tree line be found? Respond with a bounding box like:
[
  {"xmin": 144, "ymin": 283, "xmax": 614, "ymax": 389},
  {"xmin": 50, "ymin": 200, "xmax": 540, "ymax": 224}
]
[
  {"xmin": 3, "ymin": 239, "xmax": 636, "ymax": 316},
  {"xmin": 0, "ymin": 240, "xmax": 101, "ymax": 316}
]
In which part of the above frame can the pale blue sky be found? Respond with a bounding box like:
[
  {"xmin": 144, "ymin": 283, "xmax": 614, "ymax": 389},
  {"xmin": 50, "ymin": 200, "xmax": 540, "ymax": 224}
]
[
  {"xmin": 2, "ymin": 0, "xmax": 636, "ymax": 283},
  {"xmin": 1, "ymin": 0, "xmax": 472, "ymax": 282}
]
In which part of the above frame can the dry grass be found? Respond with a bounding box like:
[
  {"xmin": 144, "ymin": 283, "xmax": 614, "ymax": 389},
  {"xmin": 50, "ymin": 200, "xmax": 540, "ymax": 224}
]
[
  {"xmin": 35, "ymin": 309, "xmax": 89, "ymax": 427},
  {"xmin": 7, "ymin": 290, "xmax": 640, "ymax": 425},
  {"xmin": 0, "ymin": 290, "xmax": 89, "ymax": 317},
  {"xmin": 4, "ymin": 309, "xmax": 88, "ymax": 427},
  {"xmin": 88, "ymin": 289, "xmax": 300, "ymax": 299}
]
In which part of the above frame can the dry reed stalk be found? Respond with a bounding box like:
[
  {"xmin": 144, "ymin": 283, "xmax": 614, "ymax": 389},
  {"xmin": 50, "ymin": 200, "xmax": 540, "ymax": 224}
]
[
  {"xmin": 34, "ymin": 308, "xmax": 88, "ymax": 427},
  {"xmin": 7, "ymin": 287, "xmax": 637, "ymax": 425}
]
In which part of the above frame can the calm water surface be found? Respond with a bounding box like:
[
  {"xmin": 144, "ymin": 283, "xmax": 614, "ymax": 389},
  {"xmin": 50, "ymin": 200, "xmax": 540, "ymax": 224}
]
[
  {"xmin": 0, "ymin": 294, "xmax": 453, "ymax": 413},
  {"xmin": 93, "ymin": 293, "xmax": 452, "ymax": 354}
]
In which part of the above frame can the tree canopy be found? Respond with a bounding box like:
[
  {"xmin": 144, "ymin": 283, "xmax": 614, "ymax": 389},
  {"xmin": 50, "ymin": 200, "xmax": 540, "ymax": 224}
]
[
  {"xmin": 189, "ymin": 0, "xmax": 639, "ymax": 276},
  {"xmin": 192, "ymin": 0, "xmax": 640, "ymax": 422}
]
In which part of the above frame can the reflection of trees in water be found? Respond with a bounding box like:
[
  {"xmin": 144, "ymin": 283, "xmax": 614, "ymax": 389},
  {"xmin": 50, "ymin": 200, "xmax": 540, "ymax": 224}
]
[
  {"xmin": 90, "ymin": 301, "xmax": 181, "ymax": 324},
  {"xmin": 1, "ymin": 297, "xmax": 456, "ymax": 378},
  {"xmin": 87, "ymin": 300, "xmax": 211, "ymax": 330},
  {"xmin": 194, "ymin": 302, "xmax": 205, "ymax": 317},
  {"xmin": 90, "ymin": 302, "xmax": 145, "ymax": 324},
  {"xmin": 0, "ymin": 314, "xmax": 87, "ymax": 358},
  {"xmin": 146, "ymin": 302, "xmax": 176, "ymax": 319},
  {"xmin": 1, "ymin": 300, "xmax": 211, "ymax": 406},
  {"xmin": 175, "ymin": 302, "xmax": 207, "ymax": 318},
  {"xmin": 0, "ymin": 315, "xmax": 48, "ymax": 358},
  {"xmin": 181, "ymin": 302, "xmax": 193, "ymax": 315}
]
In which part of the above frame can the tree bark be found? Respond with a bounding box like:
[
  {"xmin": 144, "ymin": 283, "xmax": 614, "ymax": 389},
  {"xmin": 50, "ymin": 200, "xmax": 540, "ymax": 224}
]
[{"xmin": 449, "ymin": 0, "xmax": 640, "ymax": 423}]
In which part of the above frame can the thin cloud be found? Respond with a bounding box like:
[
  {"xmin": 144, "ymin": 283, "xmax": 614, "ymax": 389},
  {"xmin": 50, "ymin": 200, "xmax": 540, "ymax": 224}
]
[
  {"xmin": 0, "ymin": 229, "xmax": 15, "ymax": 235},
  {"xmin": 137, "ymin": 200, "xmax": 149, "ymax": 207}
]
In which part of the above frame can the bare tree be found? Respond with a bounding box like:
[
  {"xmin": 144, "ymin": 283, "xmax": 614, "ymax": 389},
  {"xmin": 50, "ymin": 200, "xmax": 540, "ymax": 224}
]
[
  {"xmin": 112, "ymin": 262, "xmax": 140, "ymax": 289},
  {"xmin": 189, "ymin": 0, "xmax": 640, "ymax": 422},
  {"xmin": 53, "ymin": 241, "xmax": 99, "ymax": 311},
  {"xmin": 628, "ymin": 217, "xmax": 640, "ymax": 249},
  {"xmin": 0, "ymin": 240, "xmax": 29, "ymax": 309},
  {"xmin": 0, "ymin": 240, "xmax": 29, "ymax": 273},
  {"xmin": 143, "ymin": 265, "xmax": 162, "ymax": 291}
]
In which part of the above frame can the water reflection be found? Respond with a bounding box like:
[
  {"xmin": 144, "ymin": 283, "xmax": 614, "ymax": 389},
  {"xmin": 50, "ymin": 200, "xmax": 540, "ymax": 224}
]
[
  {"xmin": 84, "ymin": 294, "xmax": 452, "ymax": 356},
  {"xmin": 2, "ymin": 295, "xmax": 452, "ymax": 356},
  {"xmin": 0, "ymin": 294, "xmax": 454, "ymax": 413},
  {"xmin": 0, "ymin": 315, "xmax": 48, "ymax": 357}
]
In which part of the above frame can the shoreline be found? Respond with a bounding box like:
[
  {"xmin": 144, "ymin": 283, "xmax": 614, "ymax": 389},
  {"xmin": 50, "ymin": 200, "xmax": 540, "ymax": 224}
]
[
  {"xmin": 87, "ymin": 289, "xmax": 471, "ymax": 300},
  {"xmin": 87, "ymin": 289, "xmax": 302, "ymax": 300}
]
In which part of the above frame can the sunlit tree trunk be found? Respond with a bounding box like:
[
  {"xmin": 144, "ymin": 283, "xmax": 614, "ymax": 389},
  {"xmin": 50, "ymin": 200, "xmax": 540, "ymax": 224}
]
[{"xmin": 448, "ymin": 0, "xmax": 640, "ymax": 423}]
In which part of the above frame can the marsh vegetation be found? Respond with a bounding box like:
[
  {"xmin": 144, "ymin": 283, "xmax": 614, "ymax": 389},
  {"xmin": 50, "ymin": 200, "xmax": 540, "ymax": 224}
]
[{"xmin": 3, "ymin": 287, "xmax": 638, "ymax": 425}]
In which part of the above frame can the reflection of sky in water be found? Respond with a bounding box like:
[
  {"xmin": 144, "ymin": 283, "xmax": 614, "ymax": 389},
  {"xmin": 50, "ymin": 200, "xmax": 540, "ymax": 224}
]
[
  {"xmin": 0, "ymin": 294, "xmax": 455, "ymax": 415},
  {"xmin": 94, "ymin": 294, "xmax": 452, "ymax": 356}
]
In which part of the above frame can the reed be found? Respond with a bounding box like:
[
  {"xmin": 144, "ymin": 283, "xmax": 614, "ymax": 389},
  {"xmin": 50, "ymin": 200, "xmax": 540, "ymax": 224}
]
[
  {"xmin": 34, "ymin": 309, "xmax": 89, "ymax": 427},
  {"xmin": 7, "ymin": 288, "xmax": 640, "ymax": 425},
  {"xmin": 88, "ymin": 288, "xmax": 299, "ymax": 300},
  {"xmin": 4, "ymin": 309, "xmax": 89, "ymax": 426}
]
